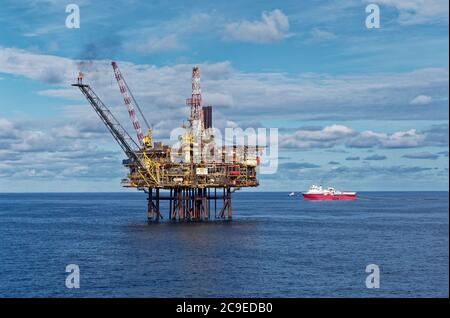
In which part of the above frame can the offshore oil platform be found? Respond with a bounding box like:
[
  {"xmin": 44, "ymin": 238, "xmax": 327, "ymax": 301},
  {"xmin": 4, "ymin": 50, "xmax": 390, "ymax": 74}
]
[{"xmin": 72, "ymin": 62, "xmax": 261, "ymax": 222}]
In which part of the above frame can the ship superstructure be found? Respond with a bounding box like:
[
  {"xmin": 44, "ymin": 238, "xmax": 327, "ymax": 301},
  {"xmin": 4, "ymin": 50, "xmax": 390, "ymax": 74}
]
[{"xmin": 302, "ymin": 185, "xmax": 356, "ymax": 201}]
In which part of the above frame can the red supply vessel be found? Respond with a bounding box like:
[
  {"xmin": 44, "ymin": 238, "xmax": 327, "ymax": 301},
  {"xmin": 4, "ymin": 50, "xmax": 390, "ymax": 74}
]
[{"xmin": 302, "ymin": 185, "xmax": 356, "ymax": 201}]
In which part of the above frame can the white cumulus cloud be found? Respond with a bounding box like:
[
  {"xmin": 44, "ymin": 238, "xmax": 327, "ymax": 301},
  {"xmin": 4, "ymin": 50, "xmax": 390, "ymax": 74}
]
[
  {"xmin": 410, "ymin": 94, "xmax": 433, "ymax": 105},
  {"xmin": 280, "ymin": 125, "xmax": 356, "ymax": 149},
  {"xmin": 372, "ymin": 0, "xmax": 449, "ymax": 24},
  {"xmin": 310, "ymin": 28, "xmax": 336, "ymax": 40},
  {"xmin": 347, "ymin": 129, "xmax": 426, "ymax": 148},
  {"xmin": 224, "ymin": 9, "xmax": 289, "ymax": 43}
]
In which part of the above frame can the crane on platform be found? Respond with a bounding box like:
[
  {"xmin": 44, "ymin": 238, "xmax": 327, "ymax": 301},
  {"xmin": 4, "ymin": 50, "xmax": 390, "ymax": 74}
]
[
  {"xmin": 71, "ymin": 83, "xmax": 160, "ymax": 191},
  {"xmin": 111, "ymin": 61, "xmax": 152, "ymax": 149},
  {"xmin": 72, "ymin": 82, "xmax": 163, "ymax": 218}
]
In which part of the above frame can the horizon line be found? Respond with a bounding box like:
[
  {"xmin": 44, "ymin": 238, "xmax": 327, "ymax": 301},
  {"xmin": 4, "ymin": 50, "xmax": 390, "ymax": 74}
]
[{"xmin": 0, "ymin": 190, "xmax": 449, "ymax": 194}]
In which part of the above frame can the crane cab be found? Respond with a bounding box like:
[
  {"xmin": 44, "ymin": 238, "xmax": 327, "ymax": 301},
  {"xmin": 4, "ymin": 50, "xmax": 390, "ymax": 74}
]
[{"xmin": 142, "ymin": 128, "xmax": 153, "ymax": 149}]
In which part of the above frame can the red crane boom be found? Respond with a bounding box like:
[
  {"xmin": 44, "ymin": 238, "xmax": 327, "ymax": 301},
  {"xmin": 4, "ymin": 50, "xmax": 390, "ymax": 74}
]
[{"xmin": 111, "ymin": 61, "xmax": 149, "ymax": 144}]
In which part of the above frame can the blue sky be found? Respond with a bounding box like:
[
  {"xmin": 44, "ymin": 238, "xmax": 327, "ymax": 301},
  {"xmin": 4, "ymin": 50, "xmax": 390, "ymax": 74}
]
[{"xmin": 0, "ymin": 0, "xmax": 448, "ymax": 192}]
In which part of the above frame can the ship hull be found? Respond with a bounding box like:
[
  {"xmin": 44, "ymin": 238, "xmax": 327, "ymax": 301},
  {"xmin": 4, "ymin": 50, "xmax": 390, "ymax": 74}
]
[{"xmin": 302, "ymin": 193, "xmax": 356, "ymax": 201}]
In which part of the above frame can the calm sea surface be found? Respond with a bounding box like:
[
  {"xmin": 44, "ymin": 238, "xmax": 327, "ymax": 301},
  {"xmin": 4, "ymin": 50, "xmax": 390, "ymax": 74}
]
[{"xmin": 0, "ymin": 192, "xmax": 448, "ymax": 297}]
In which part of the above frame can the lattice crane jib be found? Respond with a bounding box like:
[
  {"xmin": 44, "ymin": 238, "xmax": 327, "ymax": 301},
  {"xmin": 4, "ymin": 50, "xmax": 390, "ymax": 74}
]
[
  {"xmin": 71, "ymin": 83, "xmax": 159, "ymax": 187},
  {"xmin": 111, "ymin": 61, "xmax": 151, "ymax": 147}
]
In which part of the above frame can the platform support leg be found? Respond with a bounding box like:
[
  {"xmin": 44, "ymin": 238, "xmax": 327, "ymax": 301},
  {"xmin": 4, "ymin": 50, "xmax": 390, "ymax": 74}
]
[
  {"xmin": 227, "ymin": 188, "xmax": 232, "ymax": 220},
  {"xmin": 147, "ymin": 188, "xmax": 153, "ymax": 222},
  {"xmin": 155, "ymin": 188, "xmax": 160, "ymax": 221}
]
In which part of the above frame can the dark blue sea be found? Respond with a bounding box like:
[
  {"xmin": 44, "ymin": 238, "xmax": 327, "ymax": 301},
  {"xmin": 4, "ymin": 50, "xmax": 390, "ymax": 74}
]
[{"xmin": 0, "ymin": 192, "xmax": 448, "ymax": 297}]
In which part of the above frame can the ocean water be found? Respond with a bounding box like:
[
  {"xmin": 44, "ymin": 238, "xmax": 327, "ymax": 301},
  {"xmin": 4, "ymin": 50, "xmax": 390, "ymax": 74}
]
[{"xmin": 0, "ymin": 192, "xmax": 448, "ymax": 298}]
